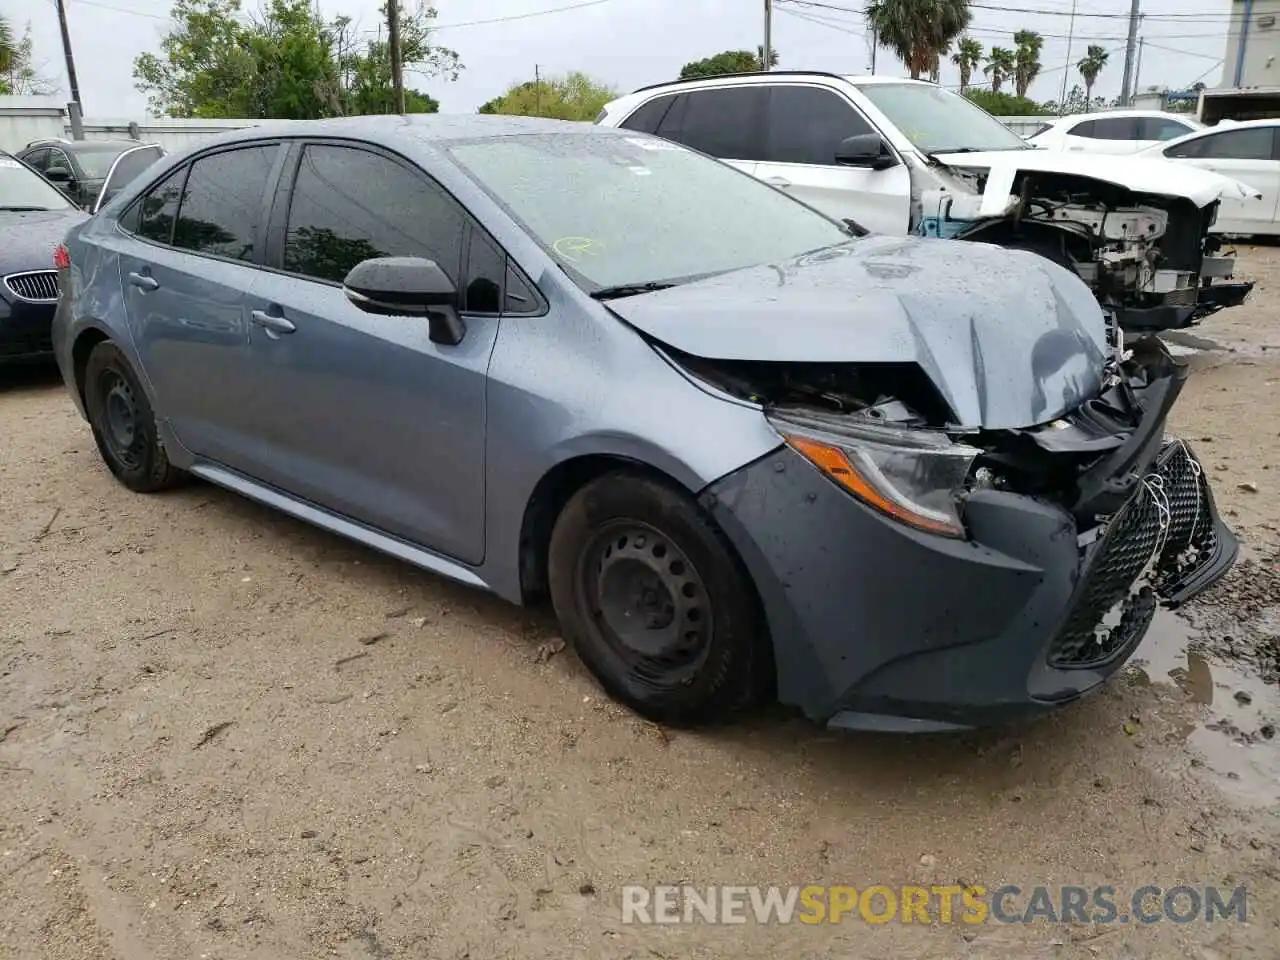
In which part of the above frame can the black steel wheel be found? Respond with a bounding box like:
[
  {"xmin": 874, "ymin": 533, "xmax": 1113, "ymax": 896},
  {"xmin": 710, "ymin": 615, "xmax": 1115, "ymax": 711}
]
[
  {"xmin": 548, "ymin": 471, "xmax": 771, "ymax": 726},
  {"xmin": 84, "ymin": 341, "xmax": 184, "ymax": 493}
]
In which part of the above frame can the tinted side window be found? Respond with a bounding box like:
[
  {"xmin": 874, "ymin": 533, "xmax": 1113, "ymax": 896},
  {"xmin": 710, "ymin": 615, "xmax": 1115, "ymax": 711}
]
[
  {"xmin": 1089, "ymin": 117, "xmax": 1138, "ymax": 140},
  {"xmin": 173, "ymin": 146, "xmax": 276, "ymax": 261},
  {"xmin": 45, "ymin": 149, "xmax": 73, "ymax": 175},
  {"xmin": 135, "ymin": 165, "xmax": 187, "ymax": 244},
  {"xmin": 1066, "ymin": 120, "xmax": 1095, "ymax": 138},
  {"xmin": 283, "ymin": 144, "xmax": 466, "ymax": 285},
  {"xmin": 765, "ymin": 86, "xmax": 873, "ymax": 165},
  {"xmin": 22, "ymin": 148, "xmax": 49, "ymax": 171},
  {"xmin": 1138, "ymin": 117, "xmax": 1195, "ymax": 141},
  {"xmin": 620, "ymin": 95, "xmax": 677, "ymax": 134},
  {"xmin": 1198, "ymin": 127, "xmax": 1275, "ymax": 160},
  {"xmin": 657, "ymin": 87, "xmax": 765, "ymax": 160},
  {"xmin": 464, "ymin": 229, "xmax": 504, "ymax": 314}
]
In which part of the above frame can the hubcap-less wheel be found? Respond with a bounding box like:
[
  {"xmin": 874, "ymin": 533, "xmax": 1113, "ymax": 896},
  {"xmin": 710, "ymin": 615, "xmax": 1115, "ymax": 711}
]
[
  {"xmin": 580, "ymin": 520, "xmax": 713, "ymax": 690},
  {"xmin": 99, "ymin": 370, "xmax": 144, "ymax": 470}
]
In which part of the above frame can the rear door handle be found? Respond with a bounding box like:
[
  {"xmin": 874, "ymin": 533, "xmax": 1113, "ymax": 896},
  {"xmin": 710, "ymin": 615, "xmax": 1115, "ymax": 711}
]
[
  {"xmin": 251, "ymin": 308, "xmax": 296, "ymax": 338},
  {"xmin": 127, "ymin": 271, "xmax": 159, "ymax": 291},
  {"xmin": 764, "ymin": 175, "xmax": 792, "ymax": 188}
]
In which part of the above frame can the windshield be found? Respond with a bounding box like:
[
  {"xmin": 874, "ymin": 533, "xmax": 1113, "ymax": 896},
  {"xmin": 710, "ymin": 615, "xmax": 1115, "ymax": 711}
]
[
  {"xmin": 446, "ymin": 132, "xmax": 850, "ymax": 291},
  {"xmin": 74, "ymin": 145, "xmax": 139, "ymax": 179},
  {"xmin": 0, "ymin": 154, "xmax": 75, "ymax": 210},
  {"xmin": 856, "ymin": 82, "xmax": 1031, "ymax": 154}
]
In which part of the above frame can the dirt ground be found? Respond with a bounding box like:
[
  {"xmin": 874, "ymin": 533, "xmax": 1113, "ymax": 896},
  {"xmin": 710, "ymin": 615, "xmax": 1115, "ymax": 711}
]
[{"xmin": 2, "ymin": 249, "xmax": 1280, "ymax": 960}]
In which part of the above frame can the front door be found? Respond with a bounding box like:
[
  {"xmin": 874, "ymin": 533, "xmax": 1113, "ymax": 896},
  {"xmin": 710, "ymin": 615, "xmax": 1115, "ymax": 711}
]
[
  {"xmin": 238, "ymin": 142, "xmax": 497, "ymax": 565},
  {"xmin": 116, "ymin": 143, "xmax": 283, "ymax": 464},
  {"xmin": 1165, "ymin": 126, "xmax": 1280, "ymax": 234},
  {"xmin": 754, "ymin": 84, "xmax": 910, "ymax": 234}
]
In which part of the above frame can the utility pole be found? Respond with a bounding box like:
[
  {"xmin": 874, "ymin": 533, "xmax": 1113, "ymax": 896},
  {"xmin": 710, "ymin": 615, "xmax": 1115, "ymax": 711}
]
[
  {"xmin": 535, "ymin": 64, "xmax": 541, "ymax": 117},
  {"xmin": 870, "ymin": 28, "xmax": 877, "ymax": 74},
  {"xmin": 387, "ymin": 0, "xmax": 405, "ymax": 114},
  {"xmin": 53, "ymin": 0, "xmax": 83, "ymax": 135},
  {"xmin": 1134, "ymin": 36, "xmax": 1144, "ymax": 98},
  {"xmin": 1057, "ymin": 0, "xmax": 1078, "ymax": 116},
  {"xmin": 1119, "ymin": 0, "xmax": 1141, "ymax": 106},
  {"xmin": 763, "ymin": 0, "xmax": 773, "ymax": 73}
]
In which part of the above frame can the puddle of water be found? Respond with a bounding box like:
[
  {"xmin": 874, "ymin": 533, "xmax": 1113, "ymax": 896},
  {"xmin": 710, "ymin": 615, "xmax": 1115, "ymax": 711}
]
[{"xmin": 1130, "ymin": 609, "xmax": 1280, "ymax": 807}]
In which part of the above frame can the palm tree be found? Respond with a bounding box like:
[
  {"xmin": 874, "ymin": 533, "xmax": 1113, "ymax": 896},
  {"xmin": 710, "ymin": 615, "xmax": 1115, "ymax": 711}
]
[
  {"xmin": 1077, "ymin": 44, "xmax": 1109, "ymax": 107},
  {"xmin": 951, "ymin": 35, "xmax": 983, "ymax": 91},
  {"xmin": 985, "ymin": 46, "xmax": 1015, "ymax": 95},
  {"xmin": 865, "ymin": 0, "xmax": 971, "ymax": 81},
  {"xmin": 1013, "ymin": 29, "xmax": 1043, "ymax": 99}
]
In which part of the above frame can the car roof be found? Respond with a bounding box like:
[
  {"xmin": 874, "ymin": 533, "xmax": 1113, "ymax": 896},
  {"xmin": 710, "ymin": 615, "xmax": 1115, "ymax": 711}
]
[
  {"xmin": 184, "ymin": 114, "xmax": 617, "ymax": 152},
  {"xmin": 625, "ymin": 70, "xmax": 930, "ymax": 98}
]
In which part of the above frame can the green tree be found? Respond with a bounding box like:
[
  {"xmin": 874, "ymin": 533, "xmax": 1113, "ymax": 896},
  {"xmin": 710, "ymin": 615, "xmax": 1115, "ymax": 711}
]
[
  {"xmin": 477, "ymin": 72, "xmax": 618, "ymax": 121},
  {"xmin": 678, "ymin": 46, "xmax": 779, "ymax": 80},
  {"xmin": 865, "ymin": 0, "xmax": 970, "ymax": 80},
  {"xmin": 134, "ymin": 0, "xmax": 457, "ymax": 118},
  {"xmin": 1076, "ymin": 44, "xmax": 1109, "ymax": 108},
  {"xmin": 1012, "ymin": 29, "xmax": 1043, "ymax": 99},
  {"xmin": 984, "ymin": 46, "xmax": 1015, "ymax": 95},
  {"xmin": 964, "ymin": 89, "xmax": 1045, "ymax": 116},
  {"xmin": 0, "ymin": 17, "xmax": 51, "ymax": 94},
  {"xmin": 951, "ymin": 35, "xmax": 982, "ymax": 91}
]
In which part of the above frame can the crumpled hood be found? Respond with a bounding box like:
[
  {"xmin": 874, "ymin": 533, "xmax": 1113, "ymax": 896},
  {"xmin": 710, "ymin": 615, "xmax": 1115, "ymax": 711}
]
[
  {"xmin": 0, "ymin": 208, "xmax": 88, "ymax": 278},
  {"xmin": 606, "ymin": 235, "xmax": 1110, "ymax": 430},
  {"xmin": 932, "ymin": 148, "xmax": 1262, "ymax": 210}
]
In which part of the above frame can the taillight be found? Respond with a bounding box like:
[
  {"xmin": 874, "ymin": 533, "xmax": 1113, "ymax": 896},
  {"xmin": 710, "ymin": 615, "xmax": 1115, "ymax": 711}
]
[{"xmin": 53, "ymin": 244, "xmax": 70, "ymax": 270}]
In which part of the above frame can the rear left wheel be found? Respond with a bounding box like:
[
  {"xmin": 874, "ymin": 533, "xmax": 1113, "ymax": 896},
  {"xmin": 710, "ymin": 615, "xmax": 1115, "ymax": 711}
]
[
  {"xmin": 547, "ymin": 472, "xmax": 771, "ymax": 727},
  {"xmin": 84, "ymin": 341, "xmax": 185, "ymax": 493}
]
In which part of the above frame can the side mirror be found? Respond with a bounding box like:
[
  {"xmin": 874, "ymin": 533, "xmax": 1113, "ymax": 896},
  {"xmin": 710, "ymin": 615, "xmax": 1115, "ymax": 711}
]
[
  {"xmin": 44, "ymin": 167, "xmax": 72, "ymax": 183},
  {"xmin": 342, "ymin": 256, "xmax": 466, "ymax": 346},
  {"xmin": 835, "ymin": 133, "xmax": 898, "ymax": 170}
]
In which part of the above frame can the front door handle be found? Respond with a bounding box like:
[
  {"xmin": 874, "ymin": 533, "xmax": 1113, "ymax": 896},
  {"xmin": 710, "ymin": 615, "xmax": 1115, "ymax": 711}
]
[
  {"xmin": 127, "ymin": 271, "xmax": 159, "ymax": 291},
  {"xmin": 764, "ymin": 175, "xmax": 792, "ymax": 188},
  {"xmin": 251, "ymin": 308, "xmax": 296, "ymax": 338}
]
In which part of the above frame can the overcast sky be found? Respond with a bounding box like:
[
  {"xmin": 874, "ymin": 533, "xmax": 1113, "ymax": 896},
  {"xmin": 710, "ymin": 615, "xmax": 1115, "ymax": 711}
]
[{"xmin": 11, "ymin": 0, "xmax": 1236, "ymax": 118}]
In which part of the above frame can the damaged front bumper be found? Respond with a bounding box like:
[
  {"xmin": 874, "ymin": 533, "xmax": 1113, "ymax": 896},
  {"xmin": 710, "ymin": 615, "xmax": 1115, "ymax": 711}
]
[
  {"xmin": 700, "ymin": 345, "xmax": 1238, "ymax": 732},
  {"xmin": 1117, "ymin": 280, "xmax": 1256, "ymax": 332}
]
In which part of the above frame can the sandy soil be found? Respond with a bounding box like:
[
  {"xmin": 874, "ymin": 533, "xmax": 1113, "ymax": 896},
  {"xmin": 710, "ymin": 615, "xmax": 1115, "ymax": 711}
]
[{"xmin": 2, "ymin": 248, "xmax": 1280, "ymax": 959}]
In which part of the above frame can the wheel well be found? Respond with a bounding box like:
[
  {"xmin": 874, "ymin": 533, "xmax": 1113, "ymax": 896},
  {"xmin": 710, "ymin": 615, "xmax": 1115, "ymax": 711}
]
[
  {"xmin": 518, "ymin": 455, "xmax": 683, "ymax": 605},
  {"xmin": 71, "ymin": 327, "xmax": 110, "ymax": 406}
]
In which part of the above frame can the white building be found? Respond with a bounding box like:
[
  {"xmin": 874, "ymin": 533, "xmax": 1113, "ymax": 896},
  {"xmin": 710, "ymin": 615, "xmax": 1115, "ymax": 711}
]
[{"xmin": 1222, "ymin": 0, "xmax": 1280, "ymax": 87}]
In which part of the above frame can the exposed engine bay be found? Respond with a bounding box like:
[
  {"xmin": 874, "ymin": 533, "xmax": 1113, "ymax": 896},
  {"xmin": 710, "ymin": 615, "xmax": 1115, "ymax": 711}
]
[
  {"xmin": 913, "ymin": 166, "xmax": 1253, "ymax": 332},
  {"xmin": 670, "ymin": 322, "xmax": 1236, "ymax": 662}
]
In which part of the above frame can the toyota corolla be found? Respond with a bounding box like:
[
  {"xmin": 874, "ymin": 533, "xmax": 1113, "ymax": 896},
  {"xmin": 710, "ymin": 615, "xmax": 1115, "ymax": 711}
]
[{"xmin": 52, "ymin": 117, "xmax": 1236, "ymax": 731}]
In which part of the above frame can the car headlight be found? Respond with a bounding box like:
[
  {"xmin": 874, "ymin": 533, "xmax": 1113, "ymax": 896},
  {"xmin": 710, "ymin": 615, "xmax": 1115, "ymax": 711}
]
[{"xmin": 767, "ymin": 409, "xmax": 980, "ymax": 538}]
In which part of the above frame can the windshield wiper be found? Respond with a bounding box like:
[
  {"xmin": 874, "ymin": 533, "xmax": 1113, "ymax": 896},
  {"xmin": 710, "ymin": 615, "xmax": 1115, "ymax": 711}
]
[
  {"xmin": 0, "ymin": 205, "xmax": 54, "ymax": 212},
  {"xmin": 590, "ymin": 281, "xmax": 677, "ymax": 301}
]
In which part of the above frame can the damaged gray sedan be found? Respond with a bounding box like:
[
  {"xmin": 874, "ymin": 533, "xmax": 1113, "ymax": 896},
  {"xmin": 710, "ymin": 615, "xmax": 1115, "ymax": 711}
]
[{"xmin": 54, "ymin": 117, "xmax": 1236, "ymax": 731}]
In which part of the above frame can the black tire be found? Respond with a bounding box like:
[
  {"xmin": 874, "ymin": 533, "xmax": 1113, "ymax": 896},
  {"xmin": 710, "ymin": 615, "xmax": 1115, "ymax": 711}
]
[
  {"xmin": 547, "ymin": 471, "xmax": 771, "ymax": 727},
  {"xmin": 84, "ymin": 341, "xmax": 185, "ymax": 493}
]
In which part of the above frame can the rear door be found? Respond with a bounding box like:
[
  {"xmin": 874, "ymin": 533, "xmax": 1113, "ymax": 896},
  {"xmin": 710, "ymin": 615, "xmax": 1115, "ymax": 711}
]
[
  {"xmin": 1164, "ymin": 126, "xmax": 1280, "ymax": 233},
  {"xmin": 236, "ymin": 141, "xmax": 504, "ymax": 564},
  {"xmin": 1061, "ymin": 117, "xmax": 1138, "ymax": 154},
  {"xmin": 116, "ymin": 142, "xmax": 285, "ymax": 463},
  {"xmin": 756, "ymin": 83, "xmax": 910, "ymax": 234},
  {"xmin": 643, "ymin": 86, "xmax": 766, "ymax": 179}
]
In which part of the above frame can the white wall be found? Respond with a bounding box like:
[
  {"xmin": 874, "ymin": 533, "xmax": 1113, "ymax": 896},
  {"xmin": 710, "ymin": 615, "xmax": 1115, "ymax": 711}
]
[
  {"xmin": 0, "ymin": 98, "xmax": 282, "ymax": 154},
  {"xmin": 1222, "ymin": 0, "xmax": 1280, "ymax": 88}
]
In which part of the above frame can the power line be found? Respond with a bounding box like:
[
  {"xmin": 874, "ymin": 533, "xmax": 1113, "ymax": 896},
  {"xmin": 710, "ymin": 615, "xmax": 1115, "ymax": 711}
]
[
  {"xmin": 431, "ymin": 0, "xmax": 616, "ymax": 31},
  {"xmin": 777, "ymin": 0, "xmax": 1235, "ymax": 22}
]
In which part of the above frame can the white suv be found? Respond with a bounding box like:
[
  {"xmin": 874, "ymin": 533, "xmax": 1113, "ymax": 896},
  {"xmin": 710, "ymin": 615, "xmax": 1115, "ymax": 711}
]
[{"xmin": 597, "ymin": 72, "xmax": 1256, "ymax": 332}]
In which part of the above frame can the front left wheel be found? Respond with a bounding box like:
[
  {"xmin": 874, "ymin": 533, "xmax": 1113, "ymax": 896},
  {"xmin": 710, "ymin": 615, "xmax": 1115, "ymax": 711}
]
[
  {"xmin": 547, "ymin": 472, "xmax": 772, "ymax": 727},
  {"xmin": 84, "ymin": 341, "xmax": 185, "ymax": 493}
]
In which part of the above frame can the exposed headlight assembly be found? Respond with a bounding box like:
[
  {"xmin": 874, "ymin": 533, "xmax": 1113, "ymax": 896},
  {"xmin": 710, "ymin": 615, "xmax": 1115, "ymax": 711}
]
[{"xmin": 767, "ymin": 408, "xmax": 980, "ymax": 538}]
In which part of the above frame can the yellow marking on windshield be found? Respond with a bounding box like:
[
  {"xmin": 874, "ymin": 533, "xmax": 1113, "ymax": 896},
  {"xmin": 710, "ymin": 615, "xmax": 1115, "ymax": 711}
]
[{"xmin": 553, "ymin": 237, "xmax": 603, "ymax": 263}]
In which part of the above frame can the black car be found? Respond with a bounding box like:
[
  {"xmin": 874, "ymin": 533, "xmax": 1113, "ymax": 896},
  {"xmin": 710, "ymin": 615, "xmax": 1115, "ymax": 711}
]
[
  {"xmin": 1, "ymin": 151, "xmax": 88, "ymax": 364},
  {"xmin": 16, "ymin": 139, "xmax": 165, "ymax": 211}
]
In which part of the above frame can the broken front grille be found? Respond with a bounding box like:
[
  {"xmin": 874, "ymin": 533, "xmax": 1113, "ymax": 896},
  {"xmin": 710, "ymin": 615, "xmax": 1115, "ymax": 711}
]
[
  {"xmin": 1047, "ymin": 442, "xmax": 1209, "ymax": 669},
  {"xmin": 4, "ymin": 270, "xmax": 59, "ymax": 302}
]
